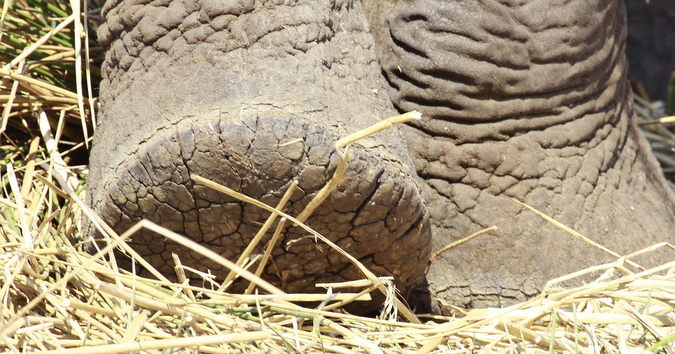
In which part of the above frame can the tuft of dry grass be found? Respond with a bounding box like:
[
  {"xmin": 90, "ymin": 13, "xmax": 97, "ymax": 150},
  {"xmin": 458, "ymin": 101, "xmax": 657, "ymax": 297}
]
[
  {"xmin": 1, "ymin": 0, "xmax": 97, "ymax": 147},
  {"xmin": 633, "ymin": 76, "xmax": 675, "ymax": 182},
  {"xmin": 1, "ymin": 1, "xmax": 674, "ymax": 352},
  {"xmin": 0, "ymin": 153, "xmax": 673, "ymax": 352}
]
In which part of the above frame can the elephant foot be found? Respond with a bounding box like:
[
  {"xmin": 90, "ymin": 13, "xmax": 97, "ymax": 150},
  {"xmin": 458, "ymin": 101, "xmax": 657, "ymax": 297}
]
[
  {"xmin": 90, "ymin": 114, "xmax": 430, "ymax": 297},
  {"xmin": 404, "ymin": 119, "xmax": 675, "ymax": 310}
]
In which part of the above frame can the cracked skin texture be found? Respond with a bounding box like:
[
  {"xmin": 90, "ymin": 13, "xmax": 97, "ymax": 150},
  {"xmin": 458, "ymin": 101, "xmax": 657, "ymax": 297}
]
[
  {"xmin": 88, "ymin": 0, "xmax": 430, "ymax": 299},
  {"xmin": 90, "ymin": 0, "xmax": 674, "ymax": 310},
  {"xmin": 367, "ymin": 0, "xmax": 674, "ymax": 308}
]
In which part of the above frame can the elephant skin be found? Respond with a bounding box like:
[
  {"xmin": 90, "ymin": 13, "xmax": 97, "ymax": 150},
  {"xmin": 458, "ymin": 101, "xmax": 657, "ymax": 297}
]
[
  {"xmin": 88, "ymin": 0, "xmax": 674, "ymax": 311},
  {"xmin": 88, "ymin": 0, "xmax": 431, "ymax": 300}
]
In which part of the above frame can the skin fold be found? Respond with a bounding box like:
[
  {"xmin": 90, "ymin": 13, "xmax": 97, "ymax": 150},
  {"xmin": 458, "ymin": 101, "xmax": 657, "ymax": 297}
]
[
  {"xmin": 367, "ymin": 0, "xmax": 674, "ymax": 308},
  {"xmin": 89, "ymin": 0, "xmax": 674, "ymax": 311}
]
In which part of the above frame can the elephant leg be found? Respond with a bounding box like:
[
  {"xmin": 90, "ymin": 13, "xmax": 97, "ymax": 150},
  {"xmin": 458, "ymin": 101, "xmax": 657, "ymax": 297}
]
[
  {"xmin": 87, "ymin": 0, "xmax": 430, "ymax": 301},
  {"xmin": 369, "ymin": 0, "xmax": 675, "ymax": 309}
]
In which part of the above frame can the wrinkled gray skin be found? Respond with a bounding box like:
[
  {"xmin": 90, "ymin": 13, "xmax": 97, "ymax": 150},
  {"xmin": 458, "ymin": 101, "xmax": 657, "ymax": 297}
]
[{"xmin": 88, "ymin": 0, "xmax": 675, "ymax": 311}]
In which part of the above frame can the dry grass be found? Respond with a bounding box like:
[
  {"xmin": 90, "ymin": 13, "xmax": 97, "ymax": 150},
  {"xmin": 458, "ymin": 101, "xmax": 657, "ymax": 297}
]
[
  {"xmin": 633, "ymin": 77, "xmax": 675, "ymax": 180},
  {"xmin": 1, "ymin": 1, "xmax": 674, "ymax": 353}
]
